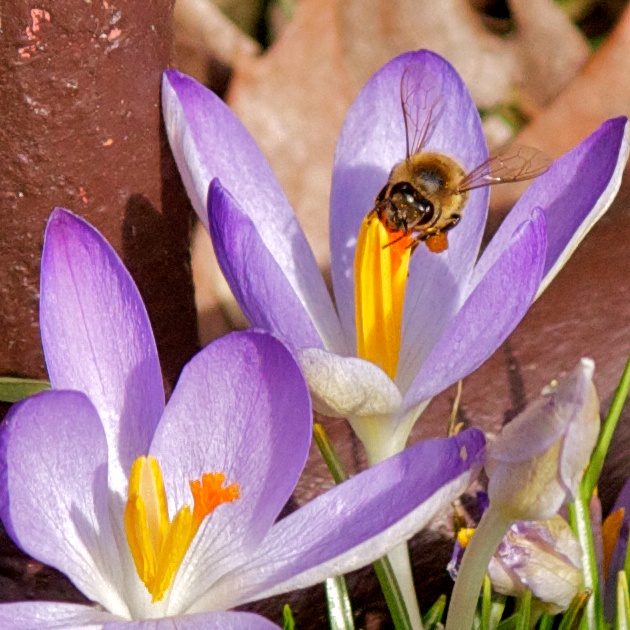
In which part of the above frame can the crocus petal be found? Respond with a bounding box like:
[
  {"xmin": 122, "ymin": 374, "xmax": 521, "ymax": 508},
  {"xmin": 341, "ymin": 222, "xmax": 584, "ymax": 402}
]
[
  {"xmin": 208, "ymin": 180, "xmax": 334, "ymax": 350},
  {"xmin": 0, "ymin": 601, "xmax": 120, "ymax": 629},
  {"xmin": 472, "ymin": 118, "xmax": 629, "ymax": 295},
  {"xmin": 404, "ymin": 209, "xmax": 547, "ymax": 406},
  {"xmin": 149, "ymin": 331, "xmax": 311, "ymax": 615},
  {"xmin": 0, "ymin": 391, "xmax": 128, "ymax": 617},
  {"xmin": 488, "ymin": 517, "xmax": 583, "ymax": 613},
  {"xmin": 162, "ymin": 71, "xmax": 345, "ymax": 353},
  {"xmin": 198, "ymin": 429, "xmax": 485, "ymax": 609},
  {"xmin": 486, "ymin": 359, "xmax": 599, "ymax": 521},
  {"xmin": 487, "ymin": 359, "xmax": 598, "ymax": 467},
  {"xmin": 557, "ymin": 360, "xmax": 600, "ymax": 494},
  {"xmin": 105, "ymin": 612, "xmax": 280, "ymax": 630},
  {"xmin": 40, "ymin": 209, "xmax": 164, "ymax": 494},
  {"xmin": 297, "ymin": 347, "xmax": 402, "ymax": 417},
  {"xmin": 330, "ymin": 49, "xmax": 488, "ymax": 348}
]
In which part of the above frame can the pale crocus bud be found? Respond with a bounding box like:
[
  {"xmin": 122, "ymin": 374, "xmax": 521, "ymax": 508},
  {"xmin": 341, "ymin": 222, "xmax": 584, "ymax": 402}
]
[
  {"xmin": 446, "ymin": 359, "xmax": 600, "ymax": 630},
  {"xmin": 486, "ymin": 358, "xmax": 600, "ymax": 521},
  {"xmin": 488, "ymin": 515, "xmax": 583, "ymax": 614}
]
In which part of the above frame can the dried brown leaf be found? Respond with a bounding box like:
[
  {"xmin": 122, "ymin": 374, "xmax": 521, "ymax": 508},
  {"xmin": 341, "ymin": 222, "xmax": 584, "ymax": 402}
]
[
  {"xmin": 509, "ymin": 0, "xmax": 590, "ymax": 110},
  {"xmin": 491, "ymin": 3, "xmax": 630, "ymax": 211}
]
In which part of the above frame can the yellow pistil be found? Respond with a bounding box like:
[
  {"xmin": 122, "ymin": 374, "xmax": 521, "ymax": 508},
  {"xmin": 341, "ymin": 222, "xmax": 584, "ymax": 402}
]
[
  {"xmin": 124, "ymin": 456, "xmax": 240, "ymax": 603},
  {"xmin": 354, "ymin": 216, "xmax": 412, "ymax": 380}
]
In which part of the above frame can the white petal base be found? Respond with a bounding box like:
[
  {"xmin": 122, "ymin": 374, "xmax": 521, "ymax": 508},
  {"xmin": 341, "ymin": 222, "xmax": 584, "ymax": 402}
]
[{"xmin": 298, "ymin": 348, "xmax": 402, "ymax": 417}]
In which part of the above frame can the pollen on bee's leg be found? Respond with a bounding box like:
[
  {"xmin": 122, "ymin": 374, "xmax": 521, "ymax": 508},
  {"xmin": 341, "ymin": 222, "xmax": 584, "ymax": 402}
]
[
  {"xmin": 354, "ymin": 216, "xmax": 411, "ymax": 380},
  {"xmin": 425, "ymin": 232, "xmax": 449, "ymax": 253},
  {"xmin": 124, "ymin": 456, "xmax": 240, "ymax": 603}
]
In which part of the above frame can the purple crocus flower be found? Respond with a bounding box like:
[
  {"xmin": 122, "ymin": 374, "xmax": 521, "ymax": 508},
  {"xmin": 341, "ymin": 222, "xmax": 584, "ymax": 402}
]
[
  {"xmin": 163, "ymin": 50, "xmax": 628, "ymax": 468},
  {"xmin": 0, "ymin": 209, "xmax": 485, "ymax": 629}
]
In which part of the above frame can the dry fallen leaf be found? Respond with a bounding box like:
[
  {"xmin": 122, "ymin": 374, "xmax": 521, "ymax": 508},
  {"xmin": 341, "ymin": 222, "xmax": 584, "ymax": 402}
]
[{"xmin": 491, "ymin": 0, "xmax": 630, "ymax": 211}]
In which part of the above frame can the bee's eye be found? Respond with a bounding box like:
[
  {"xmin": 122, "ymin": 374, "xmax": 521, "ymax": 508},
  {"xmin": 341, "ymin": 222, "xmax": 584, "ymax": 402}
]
[
  {"xmin": 390, "ymin": 182, "xmax": 434, "ymax": 224},
  {"xmin": 390, "ymin": 183, "xmax": 420, "ymax": 210},
  {"xmin": 390, "ymin": 182, "xmax": 418, "ymax": 201}
]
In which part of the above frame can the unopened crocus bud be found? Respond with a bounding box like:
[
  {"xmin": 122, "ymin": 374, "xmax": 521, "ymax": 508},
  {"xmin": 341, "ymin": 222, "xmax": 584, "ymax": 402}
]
[
  {"xmin": 446, "ymin": 359, "xmax": 600, "ymax": 630},
  {"xmin": 486, "ymin": 358, "xmax": 600, "ymax": 521},
  {"xmin": 489, "ymin": 515, "xmax": 583, "ymax": 614}
]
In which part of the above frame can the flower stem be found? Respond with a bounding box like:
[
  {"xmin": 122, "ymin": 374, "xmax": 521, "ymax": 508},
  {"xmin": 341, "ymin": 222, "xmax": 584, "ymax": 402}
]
[
  {"xmin": 383, "ymin": 543, "xmax": 423, "ymax": 630},
  {"xmin": 445, "ymin": 506, "xmax": 511, "ymax": 630},
  {"xmin": 325, "ymin": 576, "xmax": 355, "ymax": 630}
]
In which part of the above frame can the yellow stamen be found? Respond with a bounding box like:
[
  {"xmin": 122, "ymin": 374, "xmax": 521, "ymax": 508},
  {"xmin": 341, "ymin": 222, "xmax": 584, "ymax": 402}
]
[
  {"xmin": 457, "ymin": 527, "xmax": 476, "ymax": 549},
  {"xmin": 354, "ymin": 216, "xmax": 412, "ymax": 380},
  {"xmin": 124, "ymin": 456, "xmax": 240, "ymax": 602}
]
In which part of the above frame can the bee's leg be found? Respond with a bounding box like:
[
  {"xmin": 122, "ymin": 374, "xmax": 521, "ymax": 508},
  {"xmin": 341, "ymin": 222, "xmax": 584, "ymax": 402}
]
[{"xmin": 409, "ymin": 238, "xmax": 421, "ymax": 255}]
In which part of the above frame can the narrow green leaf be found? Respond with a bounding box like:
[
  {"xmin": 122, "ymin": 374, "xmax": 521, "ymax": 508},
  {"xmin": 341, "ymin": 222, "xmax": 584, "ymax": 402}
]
[
  {"xmin": 325, "ymin": 576, "xmax": 355, "ymax": 630},
  {"xmin": 537, "ymin": 612, "xmax": 553, "ymax": 630},
  {"xmin": 480, "ymin": 574, "xmax": 492, "ymax": 630},
  {"xmin": 283, "ymin": 604, "xmax": 296, "ymax": 630},
  {"xmin": 313, "ymin": 422, "xmax": 349, "ymax": 483},
  {"xmin": 496, "ymin": 612, "xmax": 519, "ymax": 630},
  {"xmin": 489, "ymin": 595, "xmax": 507, "ymax": 630},
  {"xmin": 515, "ymin": 589, "xmax": 532, "ymax": 630},
  {"xmin": 373, "ymin": 556, "xmax": 413, "ymax": 630},
  {"xmin": 422, "ymin": 594, "xmax": 446, "ymax": 629},
  {"xmin": 0, "ymin": 377, "xmax": 50, "ymax": 403},
  {"xmin": 583, "ymin": 356, "xmax": 630, "ymax": 498}
]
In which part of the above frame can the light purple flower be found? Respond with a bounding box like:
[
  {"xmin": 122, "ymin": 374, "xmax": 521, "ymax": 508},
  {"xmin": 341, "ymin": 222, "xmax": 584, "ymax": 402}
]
[
  {"xmin": 0, "ymin": 209, "xmax": 485, "ymax": 629},
  {"xmin": 163, "ymin": 50, "xmax": 628, "ymax": 466},
  {"xmin": 488, "ymin": 516, "xmax": 583, "ymax": 614},
  {"xmin": 446, "ymin": 358, "xmax": 600, "ymax": 630}
]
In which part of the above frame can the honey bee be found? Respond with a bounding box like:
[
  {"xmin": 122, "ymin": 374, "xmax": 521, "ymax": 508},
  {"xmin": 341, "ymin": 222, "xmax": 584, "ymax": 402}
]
[{"xmin": 370, "ymin": 62, "xmax": 552, "ymax": 253}]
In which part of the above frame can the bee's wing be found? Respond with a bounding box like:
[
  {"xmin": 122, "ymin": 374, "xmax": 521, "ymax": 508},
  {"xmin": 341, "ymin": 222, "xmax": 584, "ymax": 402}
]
[
  {"xmin": 457, "ymin": 145, "xmax": 552, "ymax": 193},
  {"xmin": 401, "ymin": 62, "xmax": 445, "ymax": 158}
]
